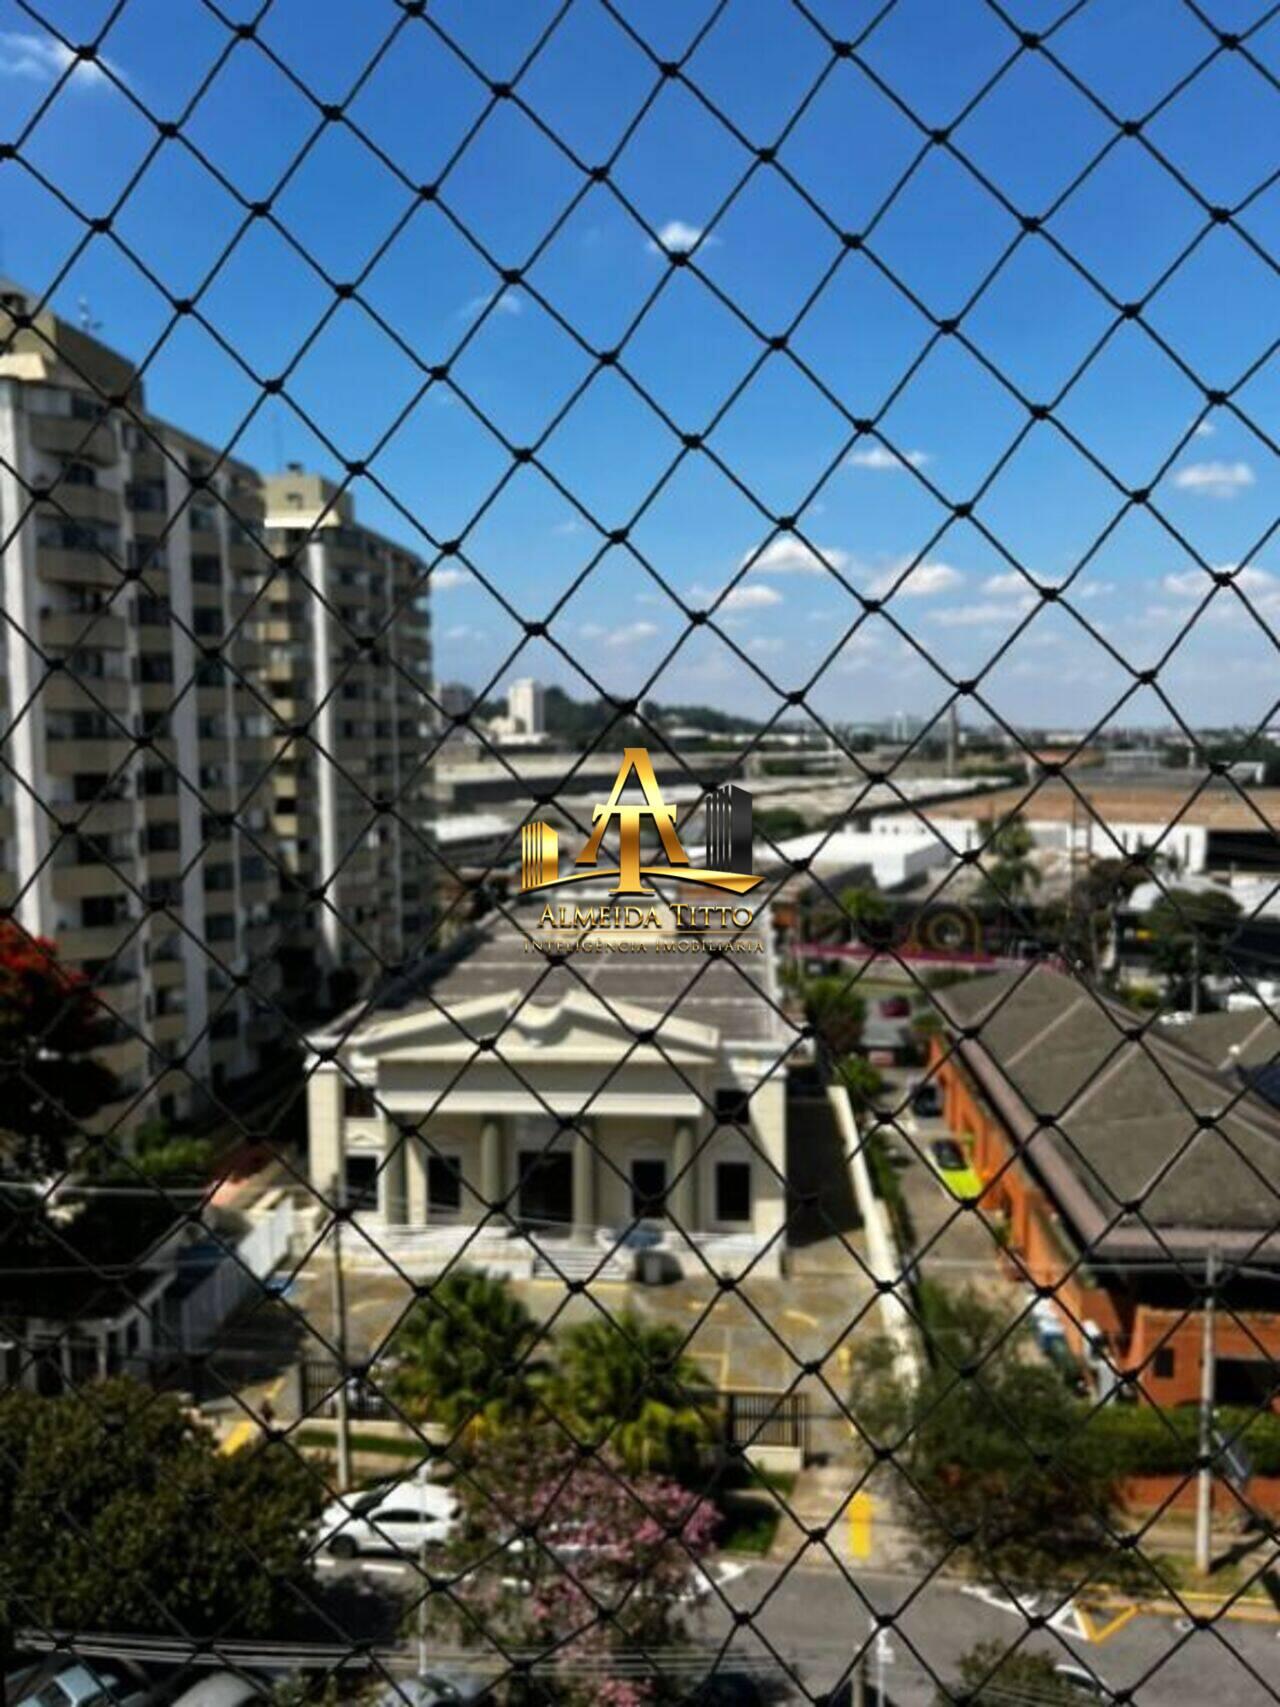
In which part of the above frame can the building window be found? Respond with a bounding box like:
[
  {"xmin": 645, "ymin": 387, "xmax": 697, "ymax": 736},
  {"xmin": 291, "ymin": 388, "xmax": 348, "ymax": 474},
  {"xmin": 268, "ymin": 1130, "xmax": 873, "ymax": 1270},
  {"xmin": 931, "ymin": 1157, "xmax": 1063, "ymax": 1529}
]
[
  {"xmin": 714, "ymin": 1160, "xmax": 751, "ymax": 1225},
  {"xmin": 630, "ymin": 1157, "xmax": 668, "ymax": 1219},
  {"xmin": 343, "ymin": 1081, "xmax": 377, "ymax": 1119},
  {"xmin": 427, "ymin": 1154, "xmax": 462, "ymax": 1216},
  {"xmin": 1153, "ymin": 1346, "xmax": 1175, "ymax": 1380},
  {"xmin": 715, "ymin": 1087, "xmax": 750, "ymax": 1125},
  {"xmin": 344, "ymin": 1153, "xmax": 379, "ymax": 1212}
]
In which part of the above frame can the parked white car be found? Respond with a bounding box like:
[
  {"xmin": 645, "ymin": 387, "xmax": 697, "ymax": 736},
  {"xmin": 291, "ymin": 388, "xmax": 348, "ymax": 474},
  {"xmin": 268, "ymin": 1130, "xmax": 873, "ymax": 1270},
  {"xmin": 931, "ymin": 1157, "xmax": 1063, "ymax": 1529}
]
[
  {"xmin": 317, "ymin": 1477, "xmax": 459, "ymax": 1559},
  {"xmin": 13, "ymin": 1660, "xmax": 153, "ymax": 1707}
]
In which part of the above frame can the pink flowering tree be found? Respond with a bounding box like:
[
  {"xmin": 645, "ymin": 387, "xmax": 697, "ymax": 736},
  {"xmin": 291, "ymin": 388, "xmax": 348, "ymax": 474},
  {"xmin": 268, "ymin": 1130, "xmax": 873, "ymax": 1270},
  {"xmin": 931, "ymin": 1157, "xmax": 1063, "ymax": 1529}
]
[{"xmin": 419, "ymin": 1424, "xmax": 721, "ymax": 1705}]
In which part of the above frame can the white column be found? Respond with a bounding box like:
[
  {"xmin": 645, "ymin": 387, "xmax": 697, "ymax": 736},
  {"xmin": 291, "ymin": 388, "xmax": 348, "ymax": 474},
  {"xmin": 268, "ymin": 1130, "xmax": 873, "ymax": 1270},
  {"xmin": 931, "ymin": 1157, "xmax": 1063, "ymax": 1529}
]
[
  {"xmin": 308, "ymin": 1064, "xmax": 343, "ymax": 1194},
  {"xmin": 749, "ymin": 1077, "xmax": 787, "ymax": 1249},
  {"xmin": 406, "ymin": 1126, "xmax": 427, "ymax": 1225},
  {"xmin": 672, "ymin": 1119, "xmax": 697, "ymax": 1232},
  {"xmin": 310, "ymin": 537, "xmax": 339, "ymax": 965},
  {"xmin": 166, "ymin": 478, "xmax": 210, "ymax": 1081},
  {"xmin": 382, "ymin": 1122, "xmax": 407, "ymax": 1224},
  {"xmin": 0, "ymin": 385, "xmax": 51, "ymax": 935},
  {"xmin": 480, "ymin": 1117, "xmax": 503, "ymax": 1215}
]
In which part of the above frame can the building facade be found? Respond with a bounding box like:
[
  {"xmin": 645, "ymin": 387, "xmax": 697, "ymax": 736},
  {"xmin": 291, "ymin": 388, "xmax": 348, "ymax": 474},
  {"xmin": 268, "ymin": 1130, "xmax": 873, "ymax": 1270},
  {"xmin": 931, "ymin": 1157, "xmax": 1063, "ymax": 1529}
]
[
  {"xmin": 305, "ymin": 914, "xmax": 796, "ymax": 1278},
  {"xmin": 0, "ymin": 284, "xmax": 279, "ymax": 1119},
  {"xmin": 262, "ymin": 468, "xmax": 435, "ymax": 1013}
]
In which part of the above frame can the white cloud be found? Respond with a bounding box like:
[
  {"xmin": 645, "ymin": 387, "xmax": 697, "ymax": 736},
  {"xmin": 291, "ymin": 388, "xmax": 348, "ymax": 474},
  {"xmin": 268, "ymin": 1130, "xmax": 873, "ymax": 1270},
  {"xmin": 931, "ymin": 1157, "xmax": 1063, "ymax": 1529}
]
[
  {"xmin": 457, "ymin": 287, "xmax": 523, "ymax": 322},
  {"xmin": 1163, "ymin": 565, "xmax": 1276, "ymax": 599},
  {"xmin": 846, "ymin": 444, "xmax": 930, "ymax": 472},
  {"xmin": 647, "ymin": 219, "xmax": 715, "ymax": 255},
  {"xmin": 1172, "ymin": 459, "xmax": 1255, "ymax": 498},
  {"xmin": 869, "ymin": 561, "xmax": 962, "ymax": 599},
  {"xmin": 0, "ymin": 31, "xmax": 108, "ymax": 85},
  {"xmin": 1193, "ymin": 420, "xmax": 1216, "ymax": 438},
  {"xmin": 721, "ymin": 583, "xmax": 784, "ymax": 611},
  {"xmin": 443, "ymin": 623, "xmax": 486, "ymax": 642},
  {"xmin": 748, "ymin": 636, "xmax": 786, "ymax": 655},
  {"xmin": 431, "ymin": 566, "xmax": 470, "ymax": 591},
  {"xmin": 983, "ymin": 571, "xmax": 1112, "ymax": 601},
  {"xmin": 929, "ymin": 598, "xmax": 1035, "ymax": 627},
  {"xmin": 605, "ymin": 620, "xmax": 659, "ymax": 648},
  {"xmin": 743, "ymin": 537, "xmax": 849, "ymax": 575},
  {"xmin": 982, "ymin": 571, "xmax": 1030, "ymax": 596},
  {"xmin": 552, "ymin": 518, "xmax": 584, "ymax": 536}
]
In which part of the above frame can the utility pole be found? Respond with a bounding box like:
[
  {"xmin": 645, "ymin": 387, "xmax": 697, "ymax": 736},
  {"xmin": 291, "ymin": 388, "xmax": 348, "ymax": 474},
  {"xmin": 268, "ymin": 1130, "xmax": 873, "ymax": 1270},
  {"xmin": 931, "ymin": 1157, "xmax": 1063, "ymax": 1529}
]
[
  {"xmin": 417, "ymin": 1459, "xmax": 431, "ymax": 1676},
  {"xmin": 851, "ymin": 1647, "xmax": 866, "ymax": 1707},
  {"xmin": 1196, "ymin": 1246, "xmax": 1219, "ymax": 1575},
  {"xmin": 329, "ymin": 1174, "xmax": 353, "ymax": 1493}
]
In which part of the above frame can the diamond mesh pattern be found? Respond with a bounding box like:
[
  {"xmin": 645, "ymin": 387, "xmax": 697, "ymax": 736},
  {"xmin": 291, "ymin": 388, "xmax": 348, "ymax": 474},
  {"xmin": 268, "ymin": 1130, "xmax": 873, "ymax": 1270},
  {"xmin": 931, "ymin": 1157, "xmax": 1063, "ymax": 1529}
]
[{"xmin": 1, "ymin": 2, "xmax": 1279, "ymax": 1704}]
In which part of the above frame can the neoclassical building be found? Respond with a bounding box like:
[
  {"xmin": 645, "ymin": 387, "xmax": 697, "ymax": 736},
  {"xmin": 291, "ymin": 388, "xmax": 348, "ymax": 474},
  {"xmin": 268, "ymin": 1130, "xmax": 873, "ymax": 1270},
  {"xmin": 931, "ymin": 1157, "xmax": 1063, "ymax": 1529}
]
[{"xmin": 306, "ymin": 909, "xmax": 798, "ymax": 1278}]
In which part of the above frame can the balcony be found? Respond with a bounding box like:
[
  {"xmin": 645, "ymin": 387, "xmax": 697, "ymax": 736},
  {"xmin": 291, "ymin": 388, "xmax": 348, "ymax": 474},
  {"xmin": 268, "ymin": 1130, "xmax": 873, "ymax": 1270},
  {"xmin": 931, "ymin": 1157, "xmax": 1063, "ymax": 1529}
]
[
  {"xmin": 37, "ymin": 484, "xmax": 122, "ymax": 527},
  {"xmin": 58, "ymin": 918, "xmax": 139, "ymax": 963},
  {"xmin": 44, "ymin": 737, "xmax": 135, "ymax": 773},
  {"xmin": 52, "ymin": 862, "xmax": 133, "ymax": 904},
  {"xmin": 37, "ymin": 546, "xmax": 123, "ymax": 590},
  {"xmin": 30, "ymin": 413, "xmax": 118, "ymax": 466},
  {"xmin": 40, "ymin": 610, "xmax": 127, "ymax": 651},
  {"xmin": 43, "ymin": 674, "xmax": 129, "ymax": 714}
]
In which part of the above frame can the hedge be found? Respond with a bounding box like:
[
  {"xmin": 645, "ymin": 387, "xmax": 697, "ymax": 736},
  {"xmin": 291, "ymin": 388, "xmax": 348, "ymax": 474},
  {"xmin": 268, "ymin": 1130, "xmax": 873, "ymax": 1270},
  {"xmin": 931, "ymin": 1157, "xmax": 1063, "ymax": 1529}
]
[{"xmin": 1083, "ymin": 1403, "xmax": 1280, "ymax": 1478}]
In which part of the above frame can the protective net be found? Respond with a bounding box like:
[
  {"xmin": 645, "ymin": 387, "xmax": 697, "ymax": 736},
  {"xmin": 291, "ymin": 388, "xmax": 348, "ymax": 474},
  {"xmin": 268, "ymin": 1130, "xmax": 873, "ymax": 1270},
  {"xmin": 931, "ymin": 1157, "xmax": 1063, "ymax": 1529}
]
[{"xmin": 1, "ymin": 3, "xmax": 1280, "ymax": 1705}]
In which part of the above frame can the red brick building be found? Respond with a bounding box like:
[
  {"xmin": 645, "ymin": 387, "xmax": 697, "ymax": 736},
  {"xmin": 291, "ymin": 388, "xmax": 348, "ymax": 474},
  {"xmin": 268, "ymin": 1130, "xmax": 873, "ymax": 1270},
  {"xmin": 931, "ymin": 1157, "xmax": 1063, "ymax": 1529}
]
[{"xmin": 930, "ymin": 967, "xmax": 1280, "ymax": 1412}]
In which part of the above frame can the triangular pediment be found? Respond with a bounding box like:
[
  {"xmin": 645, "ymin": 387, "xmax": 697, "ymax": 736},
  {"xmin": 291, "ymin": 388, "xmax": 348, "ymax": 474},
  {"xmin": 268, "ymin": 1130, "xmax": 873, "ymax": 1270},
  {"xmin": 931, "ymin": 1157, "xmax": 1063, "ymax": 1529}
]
[{"xmin": 347, "ymin": 987, "xmax": 720, "ymax": 1062}]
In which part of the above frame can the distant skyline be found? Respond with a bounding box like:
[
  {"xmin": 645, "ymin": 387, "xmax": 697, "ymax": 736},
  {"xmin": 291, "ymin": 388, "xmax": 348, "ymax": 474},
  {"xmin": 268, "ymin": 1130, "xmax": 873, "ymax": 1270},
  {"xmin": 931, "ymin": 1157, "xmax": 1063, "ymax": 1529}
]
[{"xmin": 2, "ymin": 0, "xmax": 1279, "ymax": 732}]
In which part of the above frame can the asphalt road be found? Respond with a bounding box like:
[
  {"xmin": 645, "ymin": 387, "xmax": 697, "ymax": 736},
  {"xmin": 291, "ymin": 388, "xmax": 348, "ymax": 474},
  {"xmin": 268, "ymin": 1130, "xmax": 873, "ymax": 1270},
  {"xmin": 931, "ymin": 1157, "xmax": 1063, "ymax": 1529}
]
[{"xmin": 318, "ymin": 1551, "xmax": 1280, "ymax": 1704}]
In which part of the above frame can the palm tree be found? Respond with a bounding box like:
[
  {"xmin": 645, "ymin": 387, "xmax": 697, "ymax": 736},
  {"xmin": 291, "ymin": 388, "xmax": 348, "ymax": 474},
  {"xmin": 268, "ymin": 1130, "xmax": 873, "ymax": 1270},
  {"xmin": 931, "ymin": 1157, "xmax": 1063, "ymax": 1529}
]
[
  {"xmin": 552, "ymin": 1312, "xmax": 713, "ymax": 1478},
  {"xmin": 388, "ymin": 1268, "xmax": 545, "ymax": 1431}
]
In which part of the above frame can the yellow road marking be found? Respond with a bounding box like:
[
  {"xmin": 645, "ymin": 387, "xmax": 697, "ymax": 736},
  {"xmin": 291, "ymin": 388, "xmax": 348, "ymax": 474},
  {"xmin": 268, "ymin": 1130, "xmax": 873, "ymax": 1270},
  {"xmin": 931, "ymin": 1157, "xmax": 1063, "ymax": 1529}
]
[
  {"xmin": 220, "ymin": 1419, "xmax": 255, "ymax": 1456},
  {"xmin": 848, "ymin": 1491, "xmax": 874, "ymax": 1560},
  {"xmin": 1076, "ymin": 1602, "xmax": 1138, "ymax": 1644}
]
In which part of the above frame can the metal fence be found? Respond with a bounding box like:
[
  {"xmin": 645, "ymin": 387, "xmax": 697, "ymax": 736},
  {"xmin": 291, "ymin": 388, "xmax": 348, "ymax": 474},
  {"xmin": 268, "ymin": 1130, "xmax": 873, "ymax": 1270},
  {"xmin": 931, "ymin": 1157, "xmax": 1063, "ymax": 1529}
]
[{"xmin": 2, "ymin": 3, "xmax": 1280, "ymax": 1706}]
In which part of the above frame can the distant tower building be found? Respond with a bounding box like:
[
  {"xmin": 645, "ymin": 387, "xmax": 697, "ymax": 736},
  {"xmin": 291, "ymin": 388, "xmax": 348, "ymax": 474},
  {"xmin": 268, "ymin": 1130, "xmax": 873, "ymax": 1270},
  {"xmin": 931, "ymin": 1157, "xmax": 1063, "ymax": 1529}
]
[
  {"xmin": 705, "ymin": 785, "xmax": 753, "ymax": 874},
  {"xmin": 507, "ymin": 677, "xmax": 545, "ymax": 736},
  {"xmin": 947, "ymin": 701, "xmax": 960, "ymax": 777}
]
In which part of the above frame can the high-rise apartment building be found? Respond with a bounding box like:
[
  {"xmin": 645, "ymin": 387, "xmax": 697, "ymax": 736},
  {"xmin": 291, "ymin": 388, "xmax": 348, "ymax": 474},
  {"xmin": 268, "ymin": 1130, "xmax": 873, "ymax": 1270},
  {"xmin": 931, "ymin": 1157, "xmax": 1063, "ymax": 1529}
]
[
  {"xmin": 0, "ymin": 286, "xmax": 436, "ymax": 1125},
  {"xmin": 261, "ymin": 467, "xmax": 435, "ymax": 1013},
  {"xmin": 0, "ymin": 283, "xmax": 279, "ymax": 1122}
]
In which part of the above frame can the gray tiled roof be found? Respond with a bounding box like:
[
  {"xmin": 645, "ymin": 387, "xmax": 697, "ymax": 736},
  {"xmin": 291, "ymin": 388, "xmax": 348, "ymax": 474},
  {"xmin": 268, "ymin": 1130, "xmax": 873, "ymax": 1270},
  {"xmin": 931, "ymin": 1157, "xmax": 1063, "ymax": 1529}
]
[
  {"xmin": 939, "ymin": 966, "xmax": 1280, "ymax": 1260},
  {"xmin": 355, "ymin": 913, "xmax": 794, "ymax": 1051}
]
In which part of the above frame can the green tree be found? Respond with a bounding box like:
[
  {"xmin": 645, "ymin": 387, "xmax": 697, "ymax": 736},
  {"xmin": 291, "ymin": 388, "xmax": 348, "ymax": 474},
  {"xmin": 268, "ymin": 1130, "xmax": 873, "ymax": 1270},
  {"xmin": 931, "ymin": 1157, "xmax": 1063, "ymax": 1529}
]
[
  {"xmin": 853, "ymin": 1288, "xmax": 1124, "ymax": 1589},
  {"xmin": 838, "ymin": 884, "xmax": 890, "ymax": 944},
  {"xmin": 984, "ymin": 811, "xmax": 1040, "ymax": 905},
  {"xmin": 755, "ymin": 806, "xmax": 807, "ymax": 842},
  {"xmin": 388, "ymin": 1268, "xmax": 545, "ymax": 1429},
  {"xmin": 803, "ymin": 975, "xmax": 867, "ymax": 1067},
  {"xmin": 551, "ymin": 1311, "xmax": 714, "ymax": 1479},
  {"xmin": 0, "ymin": 1379, "xmax": 321, "ymax": 1635},
  {"xmin": 836, "ymin": 1054, "xmax": 884, "ymax": 1110},
  {"xmin": 937, "ymin": 1640, "xmax": 1083, "ymax": 1705},
  {"xmin": 1146, "ymin": 886, "xmax": 1242, "ymax": 1008}
]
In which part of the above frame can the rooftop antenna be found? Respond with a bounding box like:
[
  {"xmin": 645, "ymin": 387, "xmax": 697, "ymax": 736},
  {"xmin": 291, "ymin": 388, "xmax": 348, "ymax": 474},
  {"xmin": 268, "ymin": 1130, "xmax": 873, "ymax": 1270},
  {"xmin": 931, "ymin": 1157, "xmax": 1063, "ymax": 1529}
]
[{"xmin": 77, "ymin": 295, "xmax": 103, "ymax": 335}]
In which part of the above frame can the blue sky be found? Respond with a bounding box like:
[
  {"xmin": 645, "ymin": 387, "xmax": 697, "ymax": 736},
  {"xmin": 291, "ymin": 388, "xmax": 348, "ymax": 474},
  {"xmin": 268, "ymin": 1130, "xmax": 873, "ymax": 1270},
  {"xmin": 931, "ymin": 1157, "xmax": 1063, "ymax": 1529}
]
[{"xmin": 3, "ymin": 0, "xmax": 1280, "ymax": 735}]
